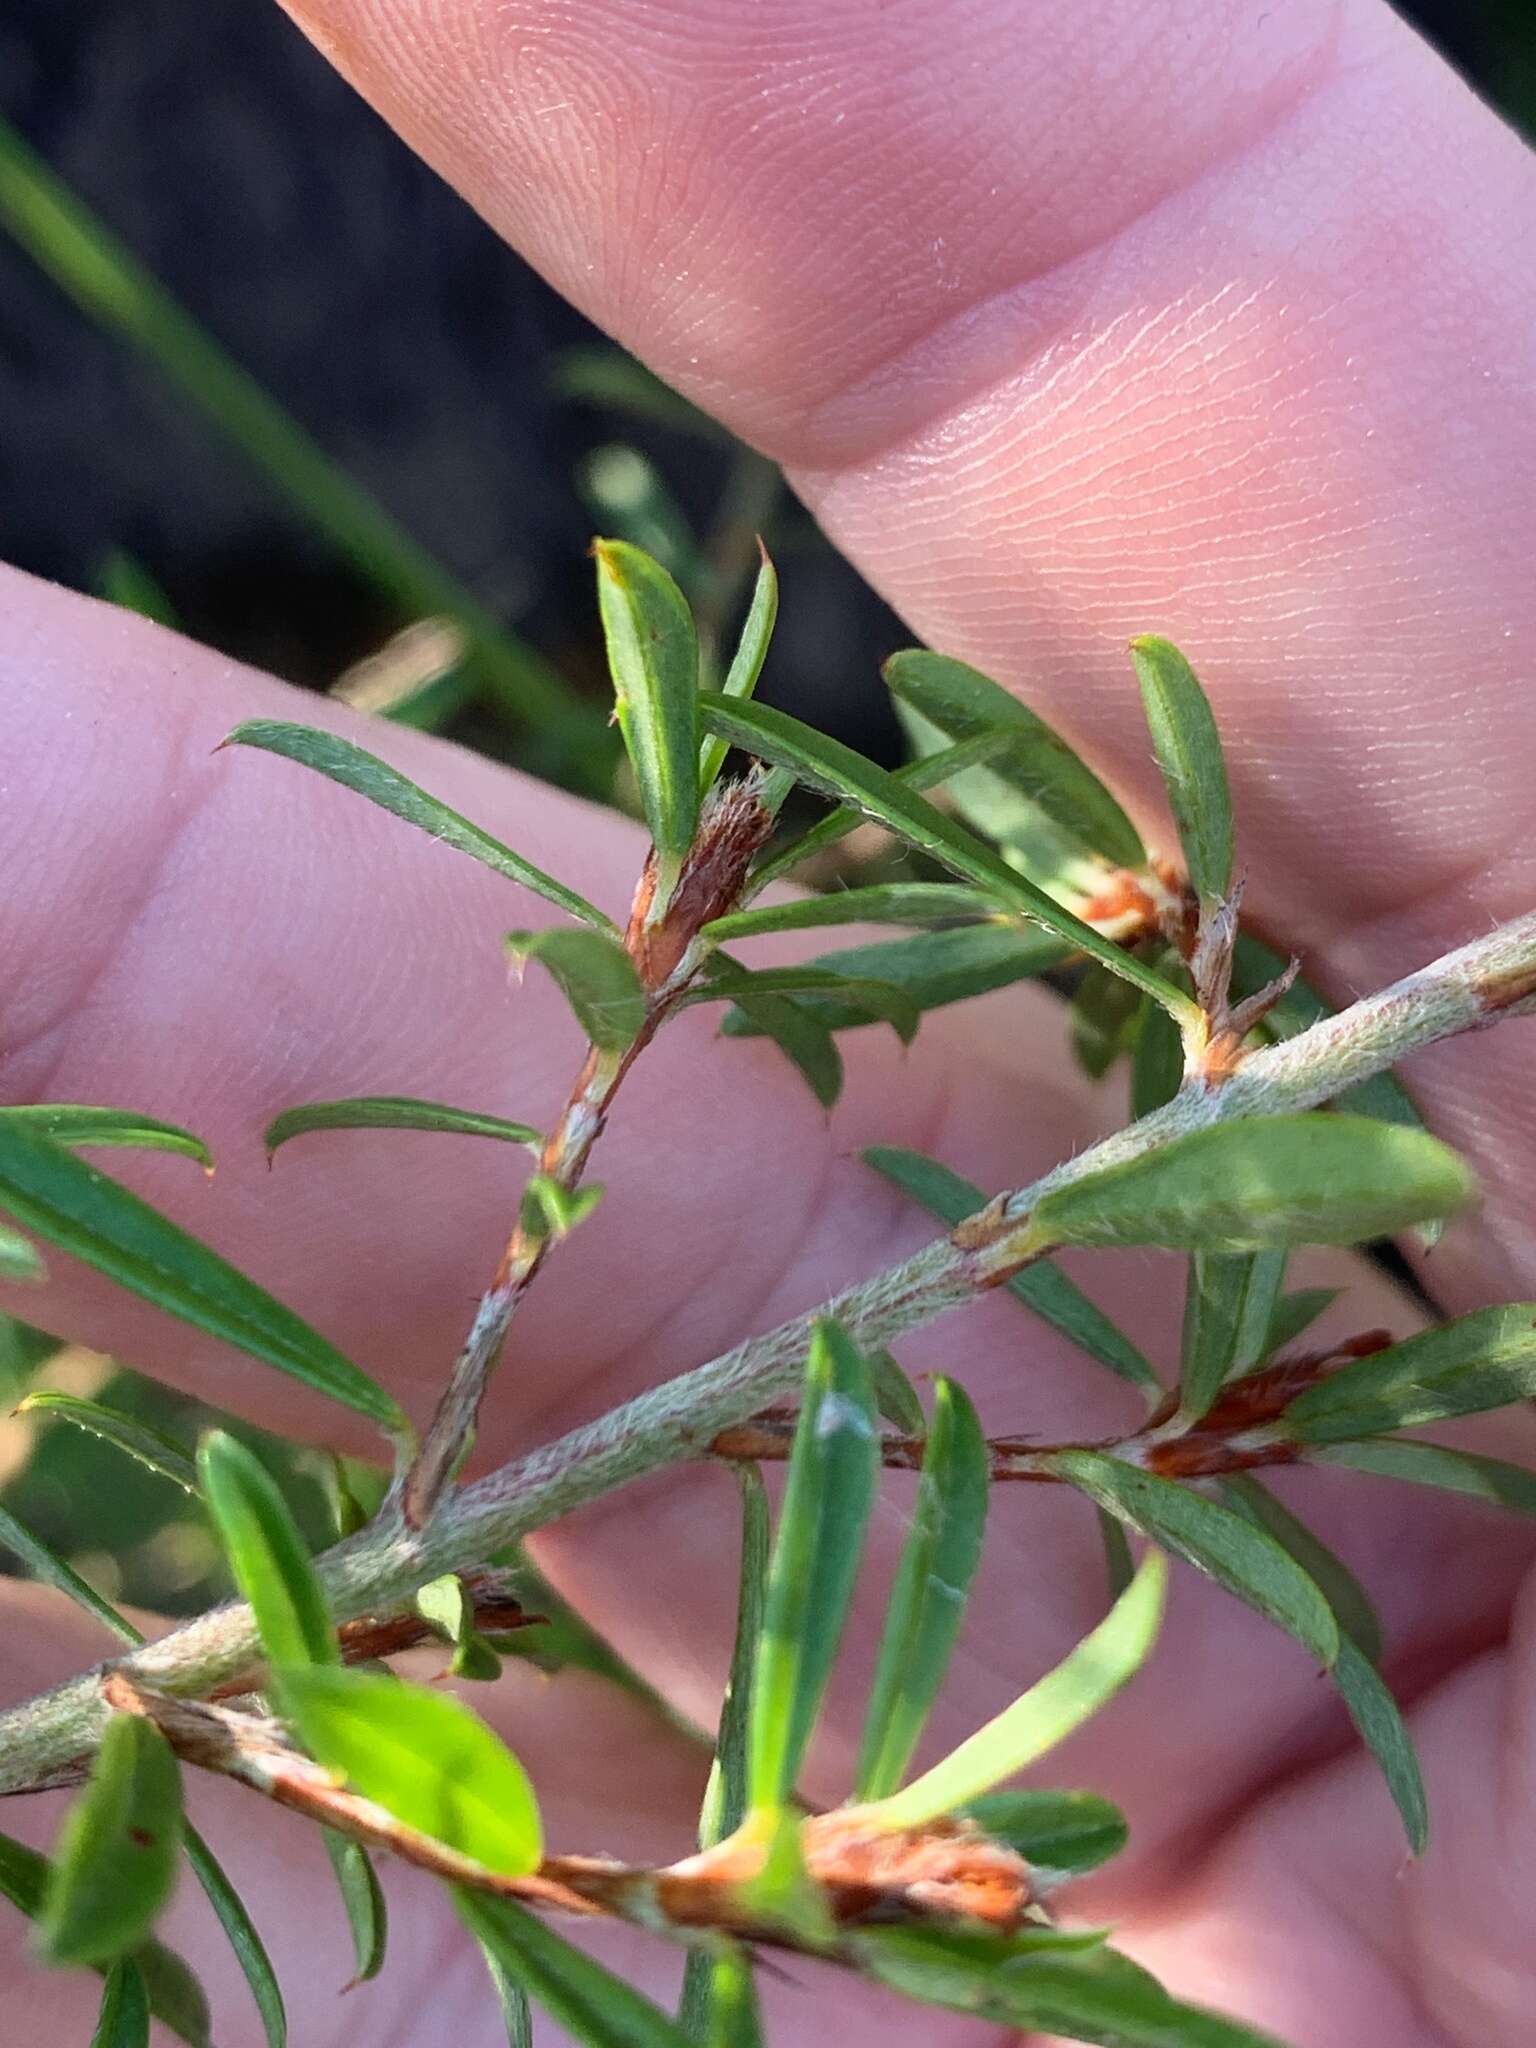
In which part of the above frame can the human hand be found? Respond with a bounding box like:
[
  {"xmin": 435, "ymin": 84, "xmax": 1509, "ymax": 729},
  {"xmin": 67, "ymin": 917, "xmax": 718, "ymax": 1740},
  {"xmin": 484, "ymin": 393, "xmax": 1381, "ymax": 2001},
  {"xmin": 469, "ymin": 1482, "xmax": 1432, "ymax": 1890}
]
[{"xmin": 2, "ymin": 1, "xmax": 1535, "ymax": 2040}]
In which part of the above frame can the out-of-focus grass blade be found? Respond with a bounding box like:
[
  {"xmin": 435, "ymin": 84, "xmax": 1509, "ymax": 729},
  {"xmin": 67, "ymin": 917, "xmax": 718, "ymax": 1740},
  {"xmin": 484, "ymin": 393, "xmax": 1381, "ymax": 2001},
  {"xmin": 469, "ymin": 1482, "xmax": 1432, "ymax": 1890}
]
[
  {"xmin": 265, "ymin": 1097, "xmax": 541, "ymax": 1160},
  {"xmin": 862, "ymin": 1147, "xmax": 1159, "ymax": 1397},
  {"xmin": 457, "ymin": 1890, "xmax": 693, "ymax": 2048},
  {"xmin": 17, "ymin": 1393, "xmax": 198, "ymax": 1498},
  {"xmin": 226, "ymin": 722, "xmax": 611, "ymax": 931},
  {"xmin": 855, "ymin": 1378, "xmax": 989, "ymax": 1800},
  {"xmin": 0, "ymin": 1106, "xmax": 210, "ymax": 1166},
  {"xmin": 1043, "ymin": 1452, "xmax": 1338, "ymax": 1668},
  {"xmin": 1128, "ymin": 637, "xmax": 1232, "ymax": 903},
  {"xmin": 745, "ymin": 1320, "xmax": 879, "ymax": 1814},
  {"xmin": 39, "ymin": 1715, "xmax": 184, "ymax": 1967},
  {"xmin": 864, "ymin": 1553, "xmax": 1166, "ymax": 1828},
  {"xmin": 884, "ymin": 650, "xmax": 1145, "ymax": 870},
  {"xmin": 97, "ymin": 548, "xmax": 177, "ymax": 627},
  {"xmin": 698, "ymin": 695, "xmax": 1188, "ymax": 1013},
  {"xmin": 0, "ymin": 117, "xmax": 605, "ymax": 763},
  {"xmin": 594, "ymin": 539, "xmax": 700, "ymax": 906},
  {"xmin": 0, "ymin": 1123, "xmax": 407, "ymax": 1434}
]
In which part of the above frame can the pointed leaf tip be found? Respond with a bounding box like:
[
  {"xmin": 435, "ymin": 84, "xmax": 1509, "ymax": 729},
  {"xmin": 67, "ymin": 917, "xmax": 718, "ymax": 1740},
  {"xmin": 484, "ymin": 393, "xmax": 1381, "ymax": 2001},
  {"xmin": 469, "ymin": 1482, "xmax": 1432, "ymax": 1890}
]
[
  {"xmin": 594, "ymin": 538, "xmax": 700, "ymax": 900},
  {"xmin": 1129, "ymin": 636, "xmax": 1233, "ymax": 903}
]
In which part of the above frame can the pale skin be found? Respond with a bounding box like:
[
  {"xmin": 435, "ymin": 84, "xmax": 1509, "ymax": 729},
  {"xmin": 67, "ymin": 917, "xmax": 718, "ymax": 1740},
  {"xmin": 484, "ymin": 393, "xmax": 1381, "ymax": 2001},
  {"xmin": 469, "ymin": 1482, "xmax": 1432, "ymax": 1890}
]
[{"xmin": 0, "ymin": 0, "xmax": 1534, "ymax": 2039}]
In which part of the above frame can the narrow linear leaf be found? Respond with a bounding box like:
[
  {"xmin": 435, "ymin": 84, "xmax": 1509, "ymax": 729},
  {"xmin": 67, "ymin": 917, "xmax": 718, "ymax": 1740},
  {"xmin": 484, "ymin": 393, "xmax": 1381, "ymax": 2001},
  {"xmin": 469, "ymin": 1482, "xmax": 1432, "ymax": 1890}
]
[
  {"xmin": 198, "ymin": 1431, "xmax": 337, "ymax": 1698},
  {"xmin": 1260, "ymin": 1286, "xmax": 1341, "ymax": 1361},
  {"xmin": 91, "ymin": 1958, "xmax": 149, "ymax": 2048},
  {"xmin": 692, "ymin": 962, "xmax": 919, "ymax": 1045},
  {"xmin": 506, "ymin": 927, "xmax": 646, "ymax": 1055},
  {"xmin": 183, "ymin": 1826, "xmax": 286, "ymax": 2048},
  {"xmin": 0, "ymin": 1219, "xmax": 43, "ymax": 1279},
  {"xmin": 1131, "ymin": 989, "xmax": 1186, "ymax": 1117},
  {"xmin": 1095, "ymin": 1508, "xmax": 1135, "ymax": 1603},
  {"xmin": 1311, "ymin": 1437, "xmax": 1536, "ymax": 1516},
  {"xmin": 959, "ymin": 1790, "xmax": 1127, "ymax": 1884},
  {"xmin": 1178, "ymin": 1251, "xmax": 1286, "ymax": 1423},
  {"xmin": 0, "ymin": 1497, "xmax": 141, "ymax": 1645},
  {"xmin": 479, "ymin": 1934, "xmax": 535, "ymax": 2047},
  {"xmin": 323, "ymin": 1830, "xmax": 388, "ymax": 1984},
  {"xmin": 883, "ymin": 651, "xmax": 1145, "ymax": 870},
  {"xmin": 1333, "ymin": 1638, "xmax": 1428, "ymax": 1854},
  {"xmin": 867, "ymin": 1551, "xmax": 1165, "ymax": 1828},
  {"xmin": 1129, "ymin": 637, "xmax": 1232, "ymax": 902},
  {"xmin": 1044, "ymin": 1452, "xmax": 1339, "ymax": 1668},
  {"xmin": 1282, "ymin": 1303, "xmax": 1536, "ymax": 1442},
  {"xmin": 594, "ymin": 538, "xmax": 700, "ymax": 900},
  {"xmin": 716, "ymin": 980, "xmax": 842, "ymax": 1108},
  {"xmin": 746, "ymin": 1319, "xmax": 879, "ymax": 1813},
  {"xmin": 853, "ymin": 1926, "xmax": 1287, "ymax": 2047},
  {"xmin": 723, "ymin": 923, "xmax": 1070, "ymax": 1036},
  {"xmin": 856, "ymin": 1378, "xmax": 990, "ymax": 1801},
  {"xmin": 700, "ymin": 544, "xmax": 778, "ymax": 791},
  {"xmin": 0, "ymin": 1830, "xmax": 210, "ymax": 2047},
  {"xmin": 0, "ymin": 1106, "xmax": 210, "ymax": 1166},
  {"xmin": 698, "ymin": 1466, "xmax": 771, "ymax": 1851},
  {"xmin": 704, "ymin": 883, "xmax": 1000, "ymax": 945},
  {"xmin": 281, "ymin": 1667, "xmax": 542, "ymax": 1879},
  {"xmin": 18, "ymin": 1393, "xmax": 198, "ymax": 1498},
  {"xmin": 870, "ymin": 1348, "xmax": 927, "ymax": 1436},
  {"xmin": 1024, "ymin": 1115, "xmax": 1475, "ymax": 1257},
  {"xmin": 40, "ymin": 1715, "xmax": 184, "ymax": 1967},
  {"xmin": 1216, "ymin": 1476, "xmax": 1382, "ymax": 1665},
  {"xmin": 862, "ymin": 1147, "xmax": 1159, "ymax": 1396},
  {"xmin": 265, "ymin": 1097, "xmax": 541, "ymax": 1159},
  {"xmin": 224, "ymin": 722, "xmax": 611, "ymax": 930},
  {"xmin": 457, "ymin": 1889, "xmax": 692, "ymax": 2048},
  {"xmin": 0, "ymin": 1121, "xmax": 406, "ymax": 1434},
  {"xmin": 694, "ymin": 1948, "xmax": 762, "ymax": 2048},
  {"xmin": 698, "ymin": 695, "xmax": 1188, "ymax": 1013}
]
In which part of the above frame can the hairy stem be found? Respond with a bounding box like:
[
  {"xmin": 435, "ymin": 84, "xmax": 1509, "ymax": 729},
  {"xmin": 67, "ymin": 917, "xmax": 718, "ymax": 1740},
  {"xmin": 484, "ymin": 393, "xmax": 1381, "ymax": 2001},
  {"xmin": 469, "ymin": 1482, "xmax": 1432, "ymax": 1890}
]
[{"xmin": 0, "ymin": 910, "xmax": 1532, "ymax": 1793}]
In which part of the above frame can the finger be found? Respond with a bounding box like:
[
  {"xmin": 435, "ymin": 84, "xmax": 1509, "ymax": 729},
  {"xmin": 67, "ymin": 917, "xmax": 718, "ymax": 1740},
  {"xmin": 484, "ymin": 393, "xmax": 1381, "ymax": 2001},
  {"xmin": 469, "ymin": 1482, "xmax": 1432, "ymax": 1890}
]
[{"xmin": 278, "ymin": 0, "xmax": 1536, "ymax": 1311}]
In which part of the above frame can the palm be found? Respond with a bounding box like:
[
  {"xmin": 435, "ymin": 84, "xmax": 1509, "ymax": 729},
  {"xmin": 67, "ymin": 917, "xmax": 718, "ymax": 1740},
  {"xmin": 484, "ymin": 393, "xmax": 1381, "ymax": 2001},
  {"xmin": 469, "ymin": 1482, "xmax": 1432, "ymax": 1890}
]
[{"xmin": 3, "ymin": 0, "xmax": 1535, "ymax": 2040}]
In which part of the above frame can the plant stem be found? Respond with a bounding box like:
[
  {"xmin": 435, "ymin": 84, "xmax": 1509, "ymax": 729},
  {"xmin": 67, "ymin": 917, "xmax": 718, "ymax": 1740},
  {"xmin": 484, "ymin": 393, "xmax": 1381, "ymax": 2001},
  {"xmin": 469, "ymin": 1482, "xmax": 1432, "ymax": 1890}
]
[{"xmin": 0, "ymin": 910, "xmax": 1532, "ymax": 1793}]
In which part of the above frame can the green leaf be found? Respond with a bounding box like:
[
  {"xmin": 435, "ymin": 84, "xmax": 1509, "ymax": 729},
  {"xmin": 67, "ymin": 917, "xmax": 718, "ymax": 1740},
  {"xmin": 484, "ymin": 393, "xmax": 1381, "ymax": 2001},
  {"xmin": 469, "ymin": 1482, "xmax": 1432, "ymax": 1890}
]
[
  {"xmin": 700, "ymin": 544, "xmax": 778, "ymax": 791},
  {"xmin": 0, "ymin": 1220, "xmax": 42, "ymax": 1279},
  {"xmin": 862, "ymin": 1147, "xmax": 1159, "ymax": 1395},
  {"xmin": 692, "ymin": 962, "xmax": 920, "ymax": 1045},
  {"xmin": 519, "ymin": 1174, "xmax": 606, "ymax": 1243},
  {"xmin": 852, "ymin": 1926, "xmax": 1287, "ymax": 2047},
  {"xmin": 416, "ymin": 1574, "xmax": 503, "ymax": 1682},
  {"xmin": 869, "ymin": 1348, "xmax": 927, "ymax": 1436},
  {"xmin": 198, "ymin": 1431, "xmax": 337, "ymax": 1699},
  {"xmin": 680, "ymin": 1948, "xmax": 762, "ymax": 2048},
  {"xmin": 0, "ymin": 1105, "xmax": 210, "ymax": 1166},
  {"xmin": 1311, "ymin": 1436, "xmax": 1536, "ymax": 1516},
  {"xmin": 506, "ymin": 927, "xmax": 646, "ymax": 1054},
  {"xmin": 746, "ymin": 1319, "xmax": 879, "ymax": 1814},
  {"xmin": 0, "ymin": 1498, "xmax": 141, "ymax": 1646},
  {"xmin": 1333, "ymin": 1638, "xmax": 1428, "ymax": 1854},
  {"xmin": 17, "ymin": 1392, "xmax": 198, "ymax": 1497},
  {"xmin": 91, "ymin": 1957, "xmax": 150, "ymax": 2048},
  {"xmin": 856, "ymin": 1378, "xmax": 989, "ymax": 1800},
  {"xmin": 224, "ymin": 722, "xmax": 611, "ymax": 928},
  {"xmin": 722, "ymin": 923, "xmax": 1070, "ymax": 1035},
  {"xmin": 479, "ymin": 1935, "xmax": 535, "ymax": 2047},
  {"xmin": 1216, "ymin": 1476, "xmax": 1382, "ymax": 1665},
  {"xmin": 959, "ymin": 1790, "xmax": 1127, "ymax": 1884},
  {"xmin": 1129, "ymin": 637, "xmax": 1232, "ymax": 902},
  {"xmin": 1131, "ymin": 989, "xmax": 1186, "ymax": 1117},
  {"xmin": 713, "ymin": 976, "xmax": 843, "ymax": 1108},
  {"xmin": 733, "ymin": 1807, "xmax": 834, "ymax": 1947},
  {"xmin": 1260, "ymin": 1286, "xmax": 1340, "ymax": 1360},
  {"xmin": 1043, "ymin": 1452, "xmax": 1339, "ymax": 1667},
  {"xmin": 39, "ymin": 1715, "xmax": 184, "ymax": 1966},
  {"xmin": 0, "ymin": 1830, "xmax": 209, "ymax": 2046},
  {"xmin": 594, "ymin": 538, "xmax": 700, "ymax": 903},
  {"xmin": 98, "ymin": 548, "xmax": 177, "ymax": 626},
  {"xmin": 867, "ymin": 1551, "xmax": 1165, "ymax": 1828},
  {"xmin": 698, "ymin": 694, "xmax": 1189, "ymax": 1013},
  {"xmin": 1071, "ymin": 963, "xmax": 1145, "ymax": 1081},
  {"xmin": 323, "ymin": 1831, "xmax": 388, "ymax": 1984},
  {"xmin": 265, "ymin": 1097, "xmax": 541, "ymax": 1159},
  {"xmin": 1095, "ymin": 1507, "xmax": 1135, "ymax": 1602},
  {"xmin": 183, "ymin": 1827, "xmax": 286, "ymax": 2048},
  {"xmin": 1023, "ymin": 1114, "xmax": 1475, "ymax": 1256},
  {"xmin": 0, "ymin": 1122, "xmax": 406, "ymax": 1435},
  {"xmin": 698, "ymin": 1466, "xmax": 771, "ymax": 1851},
  {"xmin": 457, "ymin": 1889, "xmax": 692, "ymax": 2048},
  {"xmin": 1282, "ymin": 1303, "xmax": 1536, "ymax": 1442},
  {"xmin": 1178, "ymin": 1251, "xmax": 1287, "ymax": 1423},
  {"xmin": 703, "ymin": 882, "xmax": 1001, "ymax": 944},
  {"xmin": 281, "ymin": 1667, "xmax": 542, "ymax": 1878},
  {"xmin": 884, "ymin": 651, "xmax": 1145, "ymax": 870}
]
